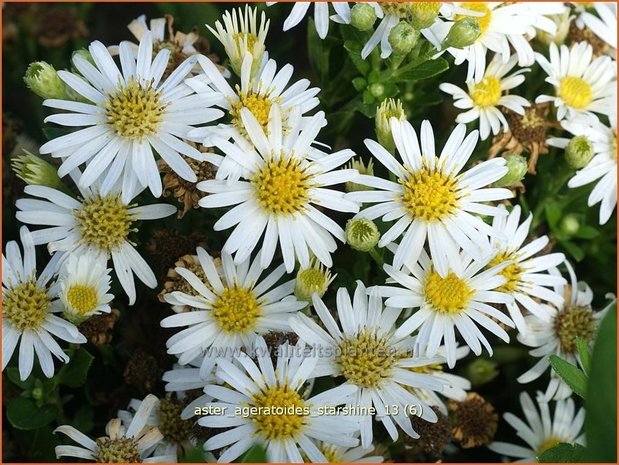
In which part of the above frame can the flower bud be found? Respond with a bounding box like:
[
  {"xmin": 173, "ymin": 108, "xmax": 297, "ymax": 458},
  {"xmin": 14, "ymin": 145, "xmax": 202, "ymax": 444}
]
[
  {"xmin": 11, "ymin": 151, "xmax": 69, "ymax": 192},
  {"xmin": 442, "ymin": 17, "xmax": 481, "ymax": 49},
  {"xmin": 565, "ymin": 135, "xmax": 594, "ymax": 169},
  {"xmin": 560, "ymin": 214, "xmax": 580, "ymax": 236},
  {"xmin": 411, "ymin": 2, "xmax": 441, "ymax": 29},
  {"xmin": 346, "ymin": 218, "xmax": 380, "ymax": 252},
  {"xmin": 369, "ymin": 82, "xmax": 385, "ymax": 99},
  {"xmin": 346, "ymin": 158, "xmax": 375, "ymax": 192},
  {"xmin": 23, "ymin": 61, "xmax": 66, "ymax": 99},
  {"xmin": 351, "ymin": 3, "xmax": 377, "ymax": 32},
  {"xmin": 376, "ymin": 98, "xmax": 407, "ymax": 153},
  {"xmin": 294, "ymin": 260, "xmax": 335, "ymax": 302},
  {"xmin": 389, "ymin": 21, "xmax": 420, "ymax": 56},
  {"xmin": 464, "ymin": 358, "xmax": 499, "ymax": 386},
  {"xmin": 72, "ymin": 48, "xmax": 96, "ymax": 66},
  {"xmin": 493, "ymin": 154, "xmax": 527, "ymax": 187}
]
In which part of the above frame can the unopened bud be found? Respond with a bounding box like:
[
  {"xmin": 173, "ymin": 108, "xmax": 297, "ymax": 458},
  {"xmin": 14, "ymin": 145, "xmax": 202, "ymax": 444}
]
[
  {"xmin": 565, "ymin": 135, "xmax": 594, "ymax": 169},
  {"xmin": 560, "ymin": 214, "xmax": 580, "ymax": 236},
  {"xmin": 346, "ymin": 218, "xmax": 380, "ymax": 252},
  {"xmin": 23, "ymin": 61, "xmax": 66, "ymax": 99},
  {"xmin": 369, "ymin": 83, "xmax": 385, "ymax": 98},
  {"xmin": 442, "ymin": 17, "xmax": 481, "ymax": 49},
  {"xmin": 351, "ymin": 3, "xmax": 377, "ymax": 32},
  {"xmin": 376, "ymin": 98, "xmax": 407, "ymax": 153},
  {"xmin": 494, "ymin": 154, "xmax": 527, "ymax": 187},
  {"xmin": 411, "ymin": 2, "xmax": 441, "ymax": 29},
  {"xmin": 389, "ymin": 21, "xmax": 420, "ymax": 56},
  {"xmin": 11, "ymin": 151, "xmax": 69, "ymax": 192},
  {"xmin": 294, "ymin": 260, "xmax": 335, "ymax": 302},
  {"xmin": 464, "ymin": 358, "xmax": 499, "ymax": 386}
]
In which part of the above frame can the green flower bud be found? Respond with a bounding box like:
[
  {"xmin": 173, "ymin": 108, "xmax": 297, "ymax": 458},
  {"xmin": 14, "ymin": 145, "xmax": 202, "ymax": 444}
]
[
  {"xmin": 410, "ymin": 2, "xmax": 441, "ymax": 29},
  {"xmin": 369, "ymin": 83, "xmax": 385, "ymax": 99},
  {"xmin": 442, "ymin": 17, "xmax": 481, "ymax": 49},
  {"xmin": 388, "ymin": 21, "xmax": 420, "ymax": 56},
  {"xmin": 560, "ymin": 214, "xmax": 580, "ymax": 236},
  {"xmin": 464, "ymin": 358, "xmax": 499, "ymax": 387},
  {"xmin": 375, "ymin": 98, "xmax": 407, "ymax": 153},
  {"xmin": 351, "ymin": 3, "xmax": 377, "ymax": 32},
  {"xmin": 494, "ymin": 154, "xmax": 527, "ymax": 187},
  {"xmin": 11, "ymin": 151, "xmax": 69, "ymax": 192},
  {"xmin": 32, "ymin": 386, "xmax": 44, "ymax": 401},
  {"xmin": 23, "ymin": 61, "xmax": 66, "ymax": 100},
  {"xmin": 565, "ymin": 135, "xmax": 594, "ymax": 169},
  {"xmin": 346, "ymin": 158, "xmax": 375, "ymax": 193},
  {"xmin": 72, "ymin": 48, "xmax": 96, "ymax": 67},
  {"xmin": 294, "ymin": 260, "xmax": 335, "ymax": 302},
  {"xmin": 346, "ymin": 218, "xmax": 380, "ymax": 252}
]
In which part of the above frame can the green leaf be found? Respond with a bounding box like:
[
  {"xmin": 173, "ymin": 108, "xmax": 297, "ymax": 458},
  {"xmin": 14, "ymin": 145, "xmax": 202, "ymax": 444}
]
[
  {"xmin": 5, "ymin": 367, "xmax": 36, "ymax": 390},
  {"xmin": 560, "ymin": 240, "xmax": 585, "ymax": 262},
  {"xmin": 575, "ymin": 338, "xmax": 591, "ymax": 375},
  {"xmin": 57, "ymin": 348, "xmax": 94, "ymax": 388},
  {"xmin": 343, "ymin": 40, "xmax": 371, "ymax": 76},
  {"xmin": 573, "ymin": 225, "xmax": 600, "ymax": 239},
  {"xmin": 240, "ymin": 443, "xmax": 268, "ymax": 463},
  {"xmin": 549, "ymin": 355, "xmax": 587, "ymax": 399},
  {"xmin": 393, "ymin": 57, "xmax": 449, "ymax": 82},
  {"xmin": 6, "ymin": 397, "xmax": 56, "ymax": 430},
  {"xmin": 180, "ymin": 445, "xmax": 207, "ymax": 462},
  {"xmin": 538, "ymin": 443, "xmax": 587, "ymax": 462},
  {"xmin": 584, "ymin": 302, "xmax": 616, "ymax": 462}
]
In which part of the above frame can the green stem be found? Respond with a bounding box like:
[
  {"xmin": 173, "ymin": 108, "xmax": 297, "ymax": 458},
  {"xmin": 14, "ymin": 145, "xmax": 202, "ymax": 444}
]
[{"xmin": 368, "ymin": 247, "xmax": 385, "ymax": 268}]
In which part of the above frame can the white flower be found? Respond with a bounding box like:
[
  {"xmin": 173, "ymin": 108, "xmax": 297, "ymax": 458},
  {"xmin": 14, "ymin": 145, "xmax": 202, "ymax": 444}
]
[
  {"xmin": 163, "ymin": 358, "xmax": 218, "ymax": 421},
  {"xmin": 440, "ymin": 54, "xmax": 530, "ymax": 140},
  {"xmin": 186, "ymin": 54, "xmax": 320, "ymax": 180},
  {"xmin": 581, "ymin": 3, "xmax": 617, "ymax": 51},
  {"xmin": 535, "ymin": 41, "xmax": 617, "ymax": 121},
  {"xmin": 199, "ymin": 337, "xmax": 361, "ymax": 462},
  {"xmin": 489, "ymin": 392, "xmax": 585, "ymax": 461},
  {"xmin": 290, "ymin": 282, "xmax": 447, "ymax": 447},
  {"xmin": 39, "ymin": 32, "xmax": 223, "ymax": 202},
  {"xmin": 58, "ymin": 252, "xmax": 113, "ymax": 324},
  {"xmin": 198, "ymin": 106, "xmax": 359, "ymax": 272},
  {"xmin": 347, "ymin": 119, "xmax": 511, "ymax": 274},
  {"xmin": 485, "ymin": 205, "xmax": 566, "ymax": 334},
  {"xmin": 549, "ymin": 117, "xmax": 617, "ymax": 225},
  {"xmin": 16, "ymin": 184, "xmax": 176, "ymax": 305},
  {"xmin": 161, "ymin": 248, "xmax": 306, "ymax": 376},
  {"xmin": 517, "ymin": 262, "xmax": 606, "ymax": 401},
  {"xmin": 2, "ymin": 227, "xmax": 86, "ymax": 380},
  {"xmin": 267, "ymin": 2, "xmax": 351, "ymax": 39},
  {"xmin": 378, "ymin": 249, "xmax": 515, "ymax": 368},
  {"xmin": 55, "ymin": 394, "xmax": 175, "ymax": 462}
]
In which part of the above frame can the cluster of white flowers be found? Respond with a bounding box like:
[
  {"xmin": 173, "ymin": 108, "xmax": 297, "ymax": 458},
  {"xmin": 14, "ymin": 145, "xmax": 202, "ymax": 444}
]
[{"xmin": 4, "ymin": 2, "xmax": 616, "ymax": 463}]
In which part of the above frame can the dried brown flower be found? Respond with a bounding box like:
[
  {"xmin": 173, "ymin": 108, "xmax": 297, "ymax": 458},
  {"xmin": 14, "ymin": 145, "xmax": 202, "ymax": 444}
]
[
  {"xmin": 406, "ymin": 405, "xmax": 452, "ymax": 461},
  {"xmin": 146, "ymin": 229, "xmax": 208, "ymax": 274},
  {"xmin": 78, "ymin": 309, "xmax": 120, "ymax": 345},
  {"xmin": 35, "ymin": 7, "xmax": 88, "ymax": 47},
  {"xmin": 449, "ymin": 392, "xmax": 498, "ymax": 448},
  {"xmin": 123, "ymin": 349, "xmax": 162, "ymax": 394},
  {"xmin": 568, "ymin": 23, "xmax": 611, "ymax": 57}
]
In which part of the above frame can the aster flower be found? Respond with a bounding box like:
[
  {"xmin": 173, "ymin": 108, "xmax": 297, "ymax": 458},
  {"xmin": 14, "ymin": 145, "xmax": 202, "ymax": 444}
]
[
  {"xmin": 347, "ymin": 119, "xmax": 511, "ymax": 274},
  {"xmin": 517, "ymin": 262, "xmax": 606, "ymax": 401},
  {"xmin": 161, "ymin": 248, "xmax": 306, "ymax": 376},
  {"xmin": 440, "ymin": 54, "xmax": 530, "ymax": 140},
  {"xmin": 55, "ymin": 394, "xmax": 175, "ymax": 462},
  {"xmin": 378, "ymin": 249, "xmax": 515, "ymax": 368},
  {"xmin": 535, "ymin": 41, "xmax": 616, "ymax": 121},
  {"xmin": 199, "ymin": 337, "xmax": 361, "ymax": 462},
  {"xmin": 267, "ymin": 2, "xmax": 351, "ymax": 40},
  {"xmin": 39, "ymin": 32, "xmax": 223, "ymax": 202},
  {"xmin": 290, "ymin": 281, "xmax": 447, "ymax": 447},
  {"xmin": 2, "ymin": 226, "xmax": 86, "ymax": 381},
  {"xmin": 16, "ymin": 183, "xmax": 176, "ymax": 304},
  {"xmin": 484, "ymin": 205, "xmax": 566, "ymax": 334},
  {"xmin": 198, "ymin": 106, "xmax": 359, "ymax": 272},
  {"xmin": 489, "ymin": 392, "xmax": 585, "ymax": 461}
]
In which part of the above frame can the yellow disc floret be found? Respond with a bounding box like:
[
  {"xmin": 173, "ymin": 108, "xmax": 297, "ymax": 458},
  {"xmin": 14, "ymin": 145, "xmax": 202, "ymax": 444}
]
[
  {"xmin": 250, "ymin": 385, "xmax": 308, "ymax": 440},
  {"xmin": 471, "ymin": 76, "xmax": 501, "ymax": 107},
  {"xmin": 3, "ymin": 279, "xmax": 50, "ymax": 331},
  {"xmin": 553, "ymin": 304, "xmax": 596, "ymax": 354},
  {"xmin": 558, "ymin": 76, "xmax": 593, "ymax": 109},
  {"xmin": 105, "ymin": 78, "xmax": 167, "ymax": 140},
  {"xmin": 425, "ymin": 270, "xmax": 474, "ymax": 314},
  {"xmin": 400, "ymin": 167, "xmax": 459, "ymax": 222},
  {"xmin": 230, "ymin": 90, "xmax": 278, "ymax": 133},
  {"xmin": 211, "ymin": 285, "xmax": 262, "ymax": 333},
  {"xmin": 488, "ymin": 251, "xmax": 523, "ymax": 293},
  {"xmin": 66, "ymin": 284, "xmax": 99, "ymax": 315}
]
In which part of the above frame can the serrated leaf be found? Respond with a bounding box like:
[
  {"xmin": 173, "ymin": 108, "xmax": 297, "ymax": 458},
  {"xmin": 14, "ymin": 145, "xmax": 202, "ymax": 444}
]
[
  {"xmin": 549, "ymin": 355, "xmax": 587, "ymax": 399},
  {"xmin": 6, "ymin": 397, "xmax": 56, "ymax": 430},
  {"xmin": 57, "ymin": 348, "xmax": 94, "ymax": 388},
  {"xmin": 393, "ymin": 57, "xmax": 449, "ymax": 82},
  {"xmin": 241, "ymin": 443, "xmax": 268, "ymax": 463},
  {"xmin": 538, "ymin": 443, "xmax": 586, "ymax": 462}
]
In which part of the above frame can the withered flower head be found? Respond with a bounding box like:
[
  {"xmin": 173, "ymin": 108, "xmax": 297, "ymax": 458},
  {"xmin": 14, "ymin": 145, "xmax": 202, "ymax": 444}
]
[
  {"xmin": 407, "ymin": 406, "xmax": 452, "ymax": 460},
  {"xmin": 449, "ymin": 392, "xmax": 498, "ymax": 448},
  {"xmin": 35, "ymin": 7, "xmax": 88, "ymax": 47},
  {"xmin": 146, "ymin": 229, "xmax": 208, "ymax": 274},
  {"xmin": 157, "ymin": 397, "xmax": 195, "ymax": 446},
  {"xmin": 568, "ymin": 22, "xmax": 611, "ymax": 57},
  {"xmin": 78, "ymin": 309, "xmax": 120, "ymax": 345},
  {"xmin": 123, "ymin": 349, "xmax": 162, "ymax": 394},
  {"xmin": 263, "ymin": 331, "xmax": 300, "ymax": 365}
]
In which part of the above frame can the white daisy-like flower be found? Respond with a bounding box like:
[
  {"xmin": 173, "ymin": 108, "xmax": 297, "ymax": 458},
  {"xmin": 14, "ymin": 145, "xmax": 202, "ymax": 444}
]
[
  {"xmin": 161, "ymin": 248, "xmax": 306, "ymax": 376},
  {"xmin": 378, "ymin": 249, "xmax": 515, "ymax": 368},
  {"xmin": 484, "ymin": 205, "xmax": 566, "ymax": 334},
  {"xmin": 347, "ymin": 119, "xmax": 511, "ymax": 274},
  {"xmin": 440, "ymin": 54, "xmax": 530, "ymax": 140},
  {"xmin": 15, "ymin": 184, "xmax": 176, "ymax": 305},
  {"xmin": 489, "ymin": 392, "xmax": 585, "ymax": 462},
  {"xmin": 517, "ymin": 262, "xmax": 606, "ymax": 401},
  {"xmin": 55, "ymin": 394, "xmax": 175, "ymax": 463},
  {"xmin": 58, "ymin": 252, "xmax": 113, "ymax": 324},
  {"xmin": 186, "ymin": 54, "xmax": 320, "ymax": 180},
  {"xmin": 198, "ymin": 106, "xmax": 359, "ymax": 272},
  {"xmin": 207, "ymin": 5, "xmax": 269, "ymax": 77},
  {"xmin": 581, "ymin": 3, "xmax": 617, "ymax": 51},
  {"xmin": 163, "ymin": 358, "xmax": 218, "ymax": 421},
  {"xmin": 290, "ymin": 281, "xmax": 447, "ymax": 447},
  {"xmin": 38, "ymin": 32, "xmax": 223, "ymax": 202},
  {"xmin": 2, "ymin": 226, "xmax": 86, "ymax": 381},
  {"xmin": 199, "ymin": 337, "xmax": 361, "ymax": 463},
  {"xmin": 548, "ymin": 117, "xmax": 617, "ymax": 225},
  {"xmin": 535, "ymin": 41, "xmax": 617, "ymax": 121},
  {"xmin": 267, "ymin": 2, "xmax": 351, "ymax": 39}
]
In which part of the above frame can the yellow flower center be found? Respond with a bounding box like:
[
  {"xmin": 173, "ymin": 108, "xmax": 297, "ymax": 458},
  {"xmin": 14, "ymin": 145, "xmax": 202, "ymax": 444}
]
[
  {"xmin": 251, "ymin": 156, "xmax": 312, "ymax": 216},
  {"xmin": 488, "ymin": 251, "xmax": 523, "ymax": 293},
  {"xmin": 458, "ymin": 2, "xmax": 492, "ymax": 35},
  {"xmin": 425, "ymin": 270, "xmax": 474, "ymax": 314},
  {"xmin": 66, "ymin": 284, "xmax": 98, "ymax": 315},
  {"xmin": 234, "ymin": 32, "xmax": 258, "ymax": 52},
  {"xmin": 537, "ymin": 437, "xmax": 561, "ymax": 455},
  {"xmin": 320, "ymin": 445, "xmax": 342, "ymax": 463},
  {"xmin": 400, "ymin": 166, "xmax": 459, "ymax": 222},
  {"xmin": 250, "ymin": 385, "xmax": 308, "ymax": 440},
  {"xmin": 471, "ymin": 76, "xmax": 501, "ymax": 107},
  {"xmin": 105, "ymin": 78, "xmax": 167, "ymax": 140},
  {"xmin": 3, "ymin": 279, "xmax": 50, "ymax": 331},
  {"xmin": 337, "ymin": 330, "xmax": 401, "ymax": 388},
  {"xmin": 96, "ymin": 437, "xmax": 142, "ymax": 463},
  {"xmin": 558, "ymin": 76, "xmax": 593, "ymax": 109},
  {"xmin": 74, "ymin": 194, "xmax": 134, "ymax": 253},
  {"xmin": 553, "ymin": 304, "xmax": 596, "ymax": 354},
  {"xmin": 230, "ymin": 90, "xmax": 278, "ymax": 134},
  {"xmin": 211, "ymin": 286, "xmax": 262, "ymax": 333}
]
